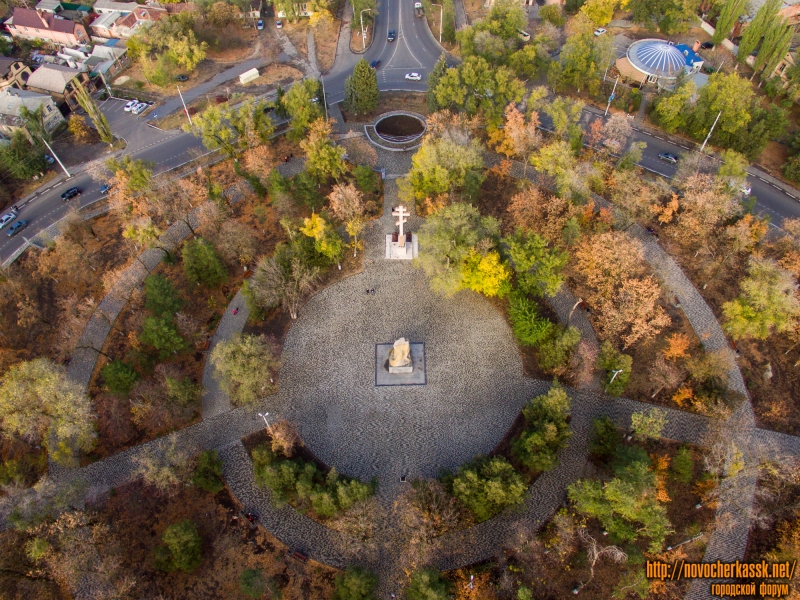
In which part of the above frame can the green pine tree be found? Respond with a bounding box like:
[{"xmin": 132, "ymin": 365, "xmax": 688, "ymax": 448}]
[
  {"xmin": 737, "ymin": 0, "xmax": 780, "ymax": 62},
  {"xmin": 426, "ymin": 53, "xmax": 448, "ymax": 112},
  {"xmin": 182, "ymin": 237, "xmax": 227, "ymax": 288},
  {"xmin": 712, "ymin": 0, "xmax": 747, "ymax": 44},
  {"xmin": 344, "ymin": 59, "xmax": 379, "ymax": 115}
]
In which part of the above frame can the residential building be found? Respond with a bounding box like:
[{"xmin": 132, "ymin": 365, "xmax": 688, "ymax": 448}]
[
  {"xmin": 276, "ymin": 2, "xmax": 313, "ymax": 19},
  {"xmin": 92, "ymin": 0, "xmax": 140, "ymax": 15},
  {"xmin": 34, "ymin": 0, "xmax": 64, "ymax": 14},
  {"xmin": 0, "ymin": 87, "xmax": 65, "ymax": 141},
  {"xmin": 6, "ymin": 7, "xmax": 90, "ymax": 46},
  {"xmin": 615, "ymin": 39, "xmax": 706, "ymax": 88},
  {"xmin": 111, "ymin": 6, "xmax": 166, "ymax": 38},
  {"xmin": 91, "ymin": 10, "xmax": 122, "ymax": 38},
  {"xmin": 0, "ymin": 58, "xmax": 33, "ymax": 91},
  {"xmin": 25, "ymin": 63, "xmax": 93, "ymax": 110}
]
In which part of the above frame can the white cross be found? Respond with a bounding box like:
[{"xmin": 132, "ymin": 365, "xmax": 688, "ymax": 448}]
[{"xmin": 392, "ymin": 205, "xmax": 410, "ymax": 239}]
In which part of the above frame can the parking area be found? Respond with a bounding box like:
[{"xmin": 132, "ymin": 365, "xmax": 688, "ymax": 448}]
[{"xmin": 98, "ymin": 96, "xmax": 174, "ymax": 153}]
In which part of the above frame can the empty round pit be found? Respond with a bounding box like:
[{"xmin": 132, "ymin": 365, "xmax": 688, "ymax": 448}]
[{"xmin": 374, "ymin": 113, "xmax": 426, "ymax": 143}]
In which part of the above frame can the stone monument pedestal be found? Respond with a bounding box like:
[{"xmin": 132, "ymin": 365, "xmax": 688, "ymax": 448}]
[
  {"xmin": 375, "ymin": 342, "xmax": 426, "ymax": 386},
  {"xmin": 385, "ymin": 233, "xmax": 418, "ymax": 260}
]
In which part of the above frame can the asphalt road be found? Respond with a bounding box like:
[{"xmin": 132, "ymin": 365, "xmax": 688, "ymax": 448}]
[{"xmin": 4, "ymin": 6, "xmax": 800, "ymax": 262}]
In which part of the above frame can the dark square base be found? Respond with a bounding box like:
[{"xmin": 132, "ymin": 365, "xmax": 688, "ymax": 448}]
[{"xmin": 375, "ymin": 342, "xmax": 427, "ymax": 386}]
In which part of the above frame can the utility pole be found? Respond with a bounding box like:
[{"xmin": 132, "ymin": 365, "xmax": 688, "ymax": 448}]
[
  {"xmin": 360, "ymin": 8, "xmax": 372, "ymax": 51},
  {"xmin": 604, "ymin": 75, "xmax": 619, "ymax": 117},
  {"xmin": 321, "ymin": 75, "xmax": 328, "ymax": 121},
  {"xmin": 431, "ymin": 3, "xmax": 443, "ymax": 44},
  {"xmin": 41, "ymin": 137, "xmax": 70, "ymax": 177},
  {"xmin": 177, "ymin": 85, "xmax": 192, "ymax": 127},
  {"xmin": 700, "ymin": 110, "xmax": 722, "ymax": 153}
]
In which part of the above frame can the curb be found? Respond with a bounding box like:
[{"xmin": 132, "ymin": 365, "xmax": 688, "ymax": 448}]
[{"xmin": 349, "ymin": 25, "xmax": 375, "ymax": 54}]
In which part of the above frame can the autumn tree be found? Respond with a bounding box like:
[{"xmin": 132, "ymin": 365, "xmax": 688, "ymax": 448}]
[
  {"xmin": 210, "ymin": 333, "xmax": 280, "ymax": 405},
  {"xmin": 300, "ymin": 213, "xmax": 345, "ymax": 269},
  {"xmin": 723, "ymin": 257, "xmax": 800, "ymax": 340},
  {"xmin": 631, "ymin": 408, "xmax": 667, "ymax": 440},
  {"xmin": 107, "ymin": 156, "xmax": 154, "ymax": 192},
  {"xmin": 213, "ymin": 220, "xmax": 258, "ymax": 267},
  {"xmin": 247, "ymin": 241, "xmax": 321, "ymax": 319},
  {"xmin": 329, "ymin": 182, "xmax": 367, "ymax": 256},
  {"xmin": 650, "ymin": 354, "xmax": 684, "ymax": 398},
  {"xmin": 67, "ymin": 115, "xmax": 94, "ymax": 143},
  {"xmin": 507, "ymin": 186, "xmax": 580, "ymax": 247},
  {"xmin": 300, "ymin": 118, "xmax": 347, "ymax": 183},
  {"xmin": 602, "ymin": 113, "xmax": 633, "ymax": 155},
  {"xmin": 0, "ymin": 358, "xmax": 96, "ymax": 465},
  {"xmin": 530, "ymin": 140, "xmax": 581, "ymax": 199},
  {"xmin": 344, "ymin": 58, "xmax": 379, "ymax": 115},
  {"xmin": 672, "ymin": 174, "xmax": 741, "ymax": 248},
  {"xmin": 490, "ymin": 103, "xmax": 541, "ymax": 177},
  {"xmin": 628, "ymin": 0, "xmax": 698, "ymax": 33},
  {"xmin": 186, "ymin": 99, "xmax": 274, "ymax": 158},
  {"xmin": 548, "ymin": 14, "xmax": 613, "ymax": 95},
  {"xmin": 414, "ymin": 203, "xmax": 503, "ymax": 296},
  {"xmin": 283, "ymin": 78, "xmax": 324, "ymax": 141}
]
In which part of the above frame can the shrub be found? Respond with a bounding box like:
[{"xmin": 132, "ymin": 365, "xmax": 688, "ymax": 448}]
[
  {"xmin": 182, "ymin": 237, "xmax": 227, "ymax": 288},
  {"xmin": 508, "ymin": 292, "xmax": 554, "ymax": 346},
  {"xmin": 154, "ymin": 520, "xmax": 202, "ymax": 573},
  {"xmin": 353, "ymin": 164, "xmax": 379, "ymax": 194},
  {"xmin": 539, "ymin": 4, "xmax": 565, "ymax": 26},
  {"xmin": 240, "ymin": 569, "xmax": 268, "ymax": 598},
  {"xmin": 671, "ymin": 446, "xmax": 694, "ymax": 483},
  {"xmin": 139, "ymin": 316, "xmax": 186, "ymax": 358},
  {"xmin": 512, "ymin": 382, "xmax": 572, "ymax": 472},
  {"xmin": 333, "ymin": 565, "xmax": 377, "ymax": 600},
  {"xmin": 631, "ymin": 408, "xmax": 667, "ymax": 441},
  {"xmin": 101, "ymin": 360, "xmax": 139, "ymax": 395},
  {"xmin": 209, "ymin": 333, "xmax": 280, "ymax": 405},
  {"xmin": 596, "ymin": 341, "xmax": 632, "ymax": 396},
  {"xmin": 406, "ymin": 569, "xmax": 450, "ymax": 600},
  {"xmin": 589, "ymin": 416, "xmax": 619, "ymax": 462},
  {"xmin": 144, "ymin": 273, "xmax": 183, "ymax": 317},
  {"xmin": 192, "ymin": 450, "xmax": 224, "ymax": 493},
  {"xmin": 536, "ymin": 324, "xmax": 581, "ymax": 374},
  {"xmin": 450, "ymin": 456, "xmax": 527, "ymax": 522}
]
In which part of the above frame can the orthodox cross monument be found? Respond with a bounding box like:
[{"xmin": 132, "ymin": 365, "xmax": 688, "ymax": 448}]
[{"xmin": 385, "ymin": 204, "xmax": 418, "ymax": 260}]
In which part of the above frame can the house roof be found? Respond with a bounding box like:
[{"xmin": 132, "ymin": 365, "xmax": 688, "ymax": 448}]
[
  {"xmin": 0, "ymin": 87, "xmax": 54, "ymax": 119},
  {"xmin": 92, "ymin": 0, "xmax": 140, "ymax": 14},
  {"xmin": 116, "ymin": 6, "xmax": 163, "ymax": 28},
  {"xmin": 674, "ymin": 43, "xmax": 703, "ymax": 67},
  {"xmin": 35, "ymin": 0, "xmax": 63, "ymax": 12},
  {"xmin": 10, "ymin": 8, "xmax": 82, "ymax": 34},
  {"xmin": 91, "ymin": 10, "xmax": 120, "ymax": 30},
  {"xmin": 0, "ymin": 57, "xmax": 20, "ymax": 78},
  {"xmin": 27, "ymin": 63, "xmax": 83, "ymax": 93},
  {"xmin": 163, "ymin": 3, "xmax": 197, "ymax": 13}
]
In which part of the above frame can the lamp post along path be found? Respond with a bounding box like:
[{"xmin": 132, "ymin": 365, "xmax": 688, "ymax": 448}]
[
  {"xmin": 360, "ymin": 8, "xmax": 372, "ymax": 51},
  {"xmin": 431, "ymin": 3, "xmax": 443, "ymax": 44},
  {"xmin": 258, "ymin": 412, "xmax": 273, "ymax": 435}
]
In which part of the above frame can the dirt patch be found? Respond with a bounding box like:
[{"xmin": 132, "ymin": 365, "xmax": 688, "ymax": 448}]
[
  {"xmin": 282, "ymin": 21, "xmax": 309, "ymax": 61},
  {"xmin": 462, "ymin": 0, "xmax": 485, "ymax": 23},
  {"xmin": 240, "ymin": 64, "xmax": 304, "ymax": 87},
  {"xmin": 315, "ymin": 20, "xmax": 341, "ymax": 72},
  {"xmin": 340, "ymin": 91, "xmax": 429, "ymax": 123},
  {"xmin": 349, "ymin": 22, "xmax": 373, "ymax": 53},
  {"xmin": 754, "ymin": 141, "xmax": 792, "ymax": 184}
]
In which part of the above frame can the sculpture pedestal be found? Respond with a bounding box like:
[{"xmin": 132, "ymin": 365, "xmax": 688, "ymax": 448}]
[
  {"xmin": 375, "ymin": 342, "xmax": 426, "ymax": 386},
  {"xmin": 385, "ymin": 233, "xmax": 418, "ymax": 260}
]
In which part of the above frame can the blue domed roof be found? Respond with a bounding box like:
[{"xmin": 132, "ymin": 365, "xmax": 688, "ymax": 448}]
[{"xmin": 627, "ymin": 39, "xmax": 687, "ymax": 78}]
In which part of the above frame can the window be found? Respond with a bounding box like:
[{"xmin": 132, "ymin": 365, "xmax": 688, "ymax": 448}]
[{"xmin": 46, "ymin": 105, "xmax": 52, "ymax": 113}]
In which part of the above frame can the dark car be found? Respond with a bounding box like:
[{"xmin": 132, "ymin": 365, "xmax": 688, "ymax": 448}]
[
  {"xmin": 700, "ymin": 41, "xmax": 714, "ymax": 49},
  {"xmin": 263, "ymin": 104, "xmax": 275, "ymax": 113},
  {"xmin": 658, "ymin": 152, "xmax": 679, "ymax": 164},
  {"xmin": 175, "ymin": 74, "xmax": 188, "ymax": 82},
  {"xmin": 60, "ymin": 187, "xmax": 81, "ymax": 201},
  {"xmin": 100, "ymin": 183, "xmax": 112, "ymax": 195},
  {"xmin": 388, "ymin": 30, "xmax": 396, "ymax": 42},
  {"xmin": 7, "ymin": 220, "xmax": 27, "ymax": 237},
  {"xmin": 370, "ymin": 60, "xmax": 380, "ymax": 69}
]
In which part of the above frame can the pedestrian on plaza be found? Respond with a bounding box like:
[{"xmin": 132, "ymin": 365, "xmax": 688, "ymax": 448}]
[{"xmin": 233, "ymin": 307, "xmax": 238, "ymax": 315}]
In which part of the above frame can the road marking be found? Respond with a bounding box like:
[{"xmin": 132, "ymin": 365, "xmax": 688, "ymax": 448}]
[
  {"xmin": 787, "ymin": 193, "xmax": 796, "ymax": 199},
  {"xmin": 773, "ymin": 184, "xmax": 781, "ymax": 189},
  {"xmin": 678, "ymin": 145, "xmax": 690, "ymax": 149},
  {"xmin": 654, "ymin": 136, "xmax": 665, "ymax": 140},
  {"xmin": 758, "ymin": 177, "xmax": 768, "ymax": 182}
]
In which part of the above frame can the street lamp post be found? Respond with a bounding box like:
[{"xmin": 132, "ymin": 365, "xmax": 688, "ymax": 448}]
[
  {"xmin": 431, "ymin": 3, "xmax": 443, "ymax": 44},
  {"xmin": 604, "ymin": 75, "xmax": 619, "ymax": 117},
  {"xmin": 360, "ymin": 8, "xmax": 372, "ymax": 51},
  {"xmin": 177, "ymin": 85, "xmax": 193, "ymax": 127},
  {"xmin": 321, "ymin": 75, "xmax": 328, "ymax": 121},
  {"xmin": 605, "ymin": 369, "xmax": 624, "ymax": 393},
  {"xmin": 41, "ymin": 137, "xmax": 70, "ymax": 177},
  {"xmin": 700, "ymin": 110, "xmax": 722, "ymax": 153},
  {"xmin": 257, "ymin": 412, "xmax": 273, "ymax": 435}
]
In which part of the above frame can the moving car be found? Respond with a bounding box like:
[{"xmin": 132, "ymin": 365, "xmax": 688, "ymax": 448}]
[
  {"xmin": 131, "ymin": 102, "xmax": 148, "ymax": 115},
  {"xmin": 0, "ymin": 212, "xmax": 16, "ymax": 229},
  {"xmin": 276, "ymin": 20, "xmax": 283, "ymax": 28},
  {"xmin": 174, "ymin": 74, "xmax": 188, "ymax": 82},
  {"xmin": 388, "ymin": 29, "xmax": 395, "ymax": 42},
  {"xmin": 370, "ymin": 60, "xmax": 380, "ymax": 69},
  {"xmin": 7, "ymin": 220, "xmax": 27, "ymax": 237},
  {"xmin": 124, "ymin": 100, "xmax": 137, "ymax": 111},
  {"xmin": 405, "ymin": 72, "xmax": 422, "ymax": 81},
  {"xmin": 658, "ymin": 152, "xmax": 679, "ymax": 164},
  {"xmin": 700, "ymin": 41, "xmax": 714, "ymax": 49},
  {"xmin": 257, "ymin": 19, "xmax": 264, "ymax": 30},
  {"xmin": 61, "ymin": 187, "xmax": 81, "ymax": 201},
  {"xmin": 100, "ymin": 183, "xmax": 112, "ymax": 195},
  {"xmin": 594, "ymin": 28, "xmax": 607, "ymax": 36}
]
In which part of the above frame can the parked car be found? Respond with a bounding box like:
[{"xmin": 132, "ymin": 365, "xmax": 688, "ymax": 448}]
[
  {"xmin": 594, "ymin": 28, "xmax": 607, "ymax": 36},
  {"xmin": 0, "ymin": 212, "xmax": 16, "ymax": 229},
  {"xmin": 43, "ymin": 154, "xmax": 54, "ymax": 165},
  {"xmin": 275, "ymin": 19, "xmax": 283, "ymax": 28},
  {"xmin": 388, "ymin": 29, "xmax": 396, "ymax": 41},
  {"xmin": 700, "ymin": 41, "xmax": 714, "ymax": 49},
  {"xmin": 257, "ymin": 19, "xmax": 264, "ymax": 30},
  {"xmin": 405, "ymin": 72, "xmax": 422, "ymax": 81},
  {"xmin": 124, "ymin": 100, "xmax": 137, "ymax": 111},
  {"xmin": 174, "ymin": 74, "xmax": 188, "ymax": 82},
  {"xmin": 263, "ymin": 104, "xmax": 275, "ymax": 113},
  {"xmin": 7, "ymin": 220, "xmax": 27, "ymax": 237},
  {"xmin": 60, "ymin": 187, "xmax": 81, "ymax": 201},
  {"xmin": 370, "ymin": 60, "xmax": 381, "ymax": 69},
  {"xmin": 131, "ymin": 102, "xmax": 148, "ymax": 115},
  {"xmin": 658, "ymin": 152, "xmax": 679, "ymax": 164},
  {"xmin": 100, "ymin": 183, "xmax": 112, "ymax": 195}
]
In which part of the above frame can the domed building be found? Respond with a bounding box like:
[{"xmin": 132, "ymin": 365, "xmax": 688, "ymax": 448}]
[{"xmin": 615, "ymin": 38, "xmax": 706, "ymax": 88}]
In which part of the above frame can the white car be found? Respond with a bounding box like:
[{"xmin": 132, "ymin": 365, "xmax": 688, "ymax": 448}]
[
  {"xmin": 740, "ymin": 184, "xmax": 752, "ymax": 196},
  {"xmin": 276, "ymin": 20, "xmax": 283, "ymax": 28},
  {"xmin": 123, "ymin": 100, "xmax": 137, "ymax": 111},
  {"xmin": 131, "ymin": 102, "xmax": 148, "ymax": 115},
  {"xmin": 405, "ymin": 72, "xmax": 422, "ymax": 81},
  {"xmin": 0, "ymin": 212, "xmax": 16, "ymax": 229},
  {"xmin": 594, "ymin": 28, "xmax": 607, "ymax": 36}
]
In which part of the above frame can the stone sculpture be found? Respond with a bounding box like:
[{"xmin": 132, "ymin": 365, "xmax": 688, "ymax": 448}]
[{"xmin": 388, "ymin": 337, "xmax": 413, "ymax": 373}]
